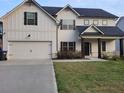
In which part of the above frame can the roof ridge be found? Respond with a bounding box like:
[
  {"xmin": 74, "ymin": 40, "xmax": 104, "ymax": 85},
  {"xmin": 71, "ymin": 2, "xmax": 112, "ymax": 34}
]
[{"xmin": 42, "ymin": 6, "xmax": 103, "ymax": 10}]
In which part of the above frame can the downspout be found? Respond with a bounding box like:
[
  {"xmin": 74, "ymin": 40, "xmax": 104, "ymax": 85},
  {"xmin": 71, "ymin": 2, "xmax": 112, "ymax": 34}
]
[
  {"xmin": 56, "ymin": 24, "xmax": 59, "ymax": 52},
  {"xmin": 56, "ymin": 21, "xmax": 61, "ymax": 53}
]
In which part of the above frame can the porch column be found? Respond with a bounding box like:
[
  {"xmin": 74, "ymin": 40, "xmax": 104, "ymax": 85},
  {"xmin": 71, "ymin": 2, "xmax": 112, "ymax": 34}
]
[
  {"xmin": 98, "ymin": 38, "xmax": 102, "ymax": 58},
  {"xmin": 120, "ymin": 39, "xmax": 124, "ymax": 57},
  {"xmin": 81, "ymin": 38, "xmax": 85, "ymax": 58}
]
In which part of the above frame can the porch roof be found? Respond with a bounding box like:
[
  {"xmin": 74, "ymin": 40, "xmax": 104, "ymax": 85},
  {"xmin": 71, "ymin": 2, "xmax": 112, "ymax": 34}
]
[{"xmin": 77, "ymin": 26, "xmax": 124, "ymax": 37}]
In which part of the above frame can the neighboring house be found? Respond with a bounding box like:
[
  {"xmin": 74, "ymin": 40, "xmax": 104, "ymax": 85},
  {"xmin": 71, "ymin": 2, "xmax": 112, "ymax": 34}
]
[
  {"xmin": 0, "ymin": 22, "xmax": 2, "ymax": 49},
  {"xmin": 117, "ymin": 17, "xmax": 124, "ymax": 55},
  {"xmin": 117, "ymin": 17, "xmax": 124, "ymax": 32},
  {"xmin": 0, "ymin": 0, "xmax": 124, "ymax": 60}
]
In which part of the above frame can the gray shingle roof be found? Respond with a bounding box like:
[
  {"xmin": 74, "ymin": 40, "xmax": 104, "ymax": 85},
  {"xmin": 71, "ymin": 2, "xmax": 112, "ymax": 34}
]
[
  {"xmin": 76, "ymin": 26, "xmax": 124, "ymax": 36},
  {"xmin": 42, "ymin": 6, "xmax": 118, "ymax": 18},
  {"xmin": 98, "ymin": 26, "xmax": 124, "ymax": 36}
]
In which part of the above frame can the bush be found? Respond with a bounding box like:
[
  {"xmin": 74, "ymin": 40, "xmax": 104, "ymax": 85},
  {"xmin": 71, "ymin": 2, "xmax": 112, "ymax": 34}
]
[
  {"xmin": 111, "ymin": 55, "xmax": 120, "ymax": 61},
  {"xmin": 0, "ymin": 51, "xmax": 7, "ymax": 61},
  {"xmin": 102, "ymin": 52, "xmax": 110, "ymax": 60},
  {"xmin": 57, "ymin": 51, "xmax": 82, "ymax": 59},
  {"xmin": 120, "ymin": 56, "xmax": 124, "ymax": 60},
  {"xmin": 102, "ymin": 52, "xmax": 121, "ymax": 61}
]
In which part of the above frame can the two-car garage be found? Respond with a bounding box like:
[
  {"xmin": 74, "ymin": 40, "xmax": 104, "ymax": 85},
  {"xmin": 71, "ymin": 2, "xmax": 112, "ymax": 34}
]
[{"xmin": 8, "ymin": 42, "xmax": 52, "ymax": 60}]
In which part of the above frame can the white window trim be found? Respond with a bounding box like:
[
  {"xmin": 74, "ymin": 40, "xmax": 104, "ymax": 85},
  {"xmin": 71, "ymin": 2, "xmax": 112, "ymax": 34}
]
[
  {"xmin": 102, "ymin": 19, "xmax": 108, "ymax": 26},
  {"xmin": 61, "ymin": 19, "xmax": 75, "ymax": 30},
  {"xmin": 61, "ymin": 42, "xmax": 76, "ymax": 51},
  {"xmin": 26, "ymin": 12, "xmax": 36, "ymax": 25},
  {"xmin": 93, "ymin": 20, "xmax": 99, "ymax": 26},
  {"xmin": 84, "ymin": 19, "xmax": 89, "ymax": 25}
]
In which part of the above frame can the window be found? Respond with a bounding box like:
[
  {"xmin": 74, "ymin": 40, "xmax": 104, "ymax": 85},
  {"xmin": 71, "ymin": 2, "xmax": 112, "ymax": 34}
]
[
  {"xmin": 102, "ymin": 20, "xmax": 108, "ymax": 26},
  {"xmin": 102, "ymin": 41, "xmax": 106, "ymax": 51},
  {"xmin": 61, "ymin": 19, "xmax": 75, "ymax": 30},
  {"xmin": 93, "ymin": 20, "xmax": 99, "ymax": 26},
  {"xmin": 84, "ymin": 19, "xmax": 89, "ymax": 25},
  {"xmin": 61, "ymin": 42, "xmax": 76, "ymax": 51},
  {"xmin": 24, "ymin": 12, "xmax": 37, "ymax": 25}
]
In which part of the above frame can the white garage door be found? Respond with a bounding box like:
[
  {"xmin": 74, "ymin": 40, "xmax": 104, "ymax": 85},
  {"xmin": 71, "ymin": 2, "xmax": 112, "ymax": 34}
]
[{"xmin": 8, "ymin": 42, "xmax": 52, "ymax": 60}]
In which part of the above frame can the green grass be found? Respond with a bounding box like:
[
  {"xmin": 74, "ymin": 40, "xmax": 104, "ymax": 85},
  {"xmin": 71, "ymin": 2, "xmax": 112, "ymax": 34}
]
[{"xmin": 54, "ymin": 60, "xmax": 124, "ymax": 93}]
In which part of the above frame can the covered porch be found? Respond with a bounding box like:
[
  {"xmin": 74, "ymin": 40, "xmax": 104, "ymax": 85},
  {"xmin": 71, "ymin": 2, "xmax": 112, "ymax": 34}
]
[
  {"xmin": 80, "ymin": 37, "xmax": 123, "ymax": 58},
  {"xmin": 77, "ymin": 25, "xmax": 124, "ymax": 58}
]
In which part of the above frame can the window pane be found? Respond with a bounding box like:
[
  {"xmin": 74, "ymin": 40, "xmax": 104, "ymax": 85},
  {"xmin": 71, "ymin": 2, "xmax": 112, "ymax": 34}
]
[
  {"xmin": 62, "ymin": 25, "xmax": 68, "ymax": 30},
  {"xmin": 63, "ymin": 47, "xmax": 68, "ymax": 51},
  {"xmin": 61, "ymin": 19, "xmax": 75, "ymax": 30},
  {"xmin": 102, "ymin": 20, "xmax": 107, "ymax": 25},
  {"xmin": 63, "ymin": 20, "xmax": 73, "ymax": 25},
  {"xmin": 28, "ymin": 19, "xmax": 35, "ymax": 25},
  {"xmin": 69, "ymin": 42, "xmax": 75, "ymax": 51},
  {"xmin": 69, "ymin": 42, "xmax": 74, "ymax": 46},
  {"xmin": 63, "ymin": 42, "xmax": 67, "ymax": 46},
  {"xmin": 61, "ymin": 42, "xmax": 67, "ymax": 51},
  {"xmin": 84, "ymin": 20, "xmax": 89, "ymax": 25},
  {"xmin": 69, "ymin": 25, "xmax": 74, "ymax": 30},
  {"xmin": 27, "ymin": 13, "xmax": 35, "ymax": 19},
  {"xmin": 93, "ymin": 20, "xmax": 98, "ymax": 25}
]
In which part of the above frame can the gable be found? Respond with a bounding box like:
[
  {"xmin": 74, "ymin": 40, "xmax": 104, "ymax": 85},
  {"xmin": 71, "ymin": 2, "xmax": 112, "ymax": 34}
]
[
  {"xmin": 1, "ymin": 0, "xmax": 57, "ymax": 23},
  {"xmin": 56, "ymin": 5, "xmax": 80, "ymax": 16},
  {"xmin": 2, "ymin": 2, "xmax": 57, "ymax": 32},
  {"xmin": 57, "ymin": 7, "xmax": 77, "ymax": 19},
  {"xmin": 85, "ymin": 27, "xmax": 98, "ymax": 33},
  {"xmin": 81, "ymin": 26, "xmax": 104, "ymax": 35}
]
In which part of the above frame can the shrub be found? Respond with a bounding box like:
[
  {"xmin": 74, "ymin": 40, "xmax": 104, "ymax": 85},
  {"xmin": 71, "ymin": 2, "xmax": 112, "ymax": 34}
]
[
  {"xmin": 57, "ymin": 51, "xmax": 82, "ymax": 59},
  {"xmin": 102, "ymin": 52, "xmax": 110, "ymax": 60},
  {"xmin": 120, "ymin": 56, "xmax": 124, "ymax": 60},
  {"xmin": 111, "ymin": 55, "xmax": 120, "ymax": 61}
]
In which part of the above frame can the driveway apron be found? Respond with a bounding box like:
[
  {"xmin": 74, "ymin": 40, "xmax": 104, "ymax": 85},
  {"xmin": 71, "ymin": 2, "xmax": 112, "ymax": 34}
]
[{"xmin": 0, "ymin": 59, "xmax": 58, "ymax": 93}]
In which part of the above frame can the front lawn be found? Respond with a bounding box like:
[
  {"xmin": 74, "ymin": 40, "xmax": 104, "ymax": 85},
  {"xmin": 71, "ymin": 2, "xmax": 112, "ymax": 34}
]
[{"xmin": 54, "ymin": 60, "xmax": 124, "ymax": 93}]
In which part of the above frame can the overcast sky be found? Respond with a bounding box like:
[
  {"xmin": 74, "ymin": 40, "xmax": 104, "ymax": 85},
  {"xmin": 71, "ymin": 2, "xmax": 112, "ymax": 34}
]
[{"xmin": 0, "ymin": 0, "xmax": 124, "ymax": 17}]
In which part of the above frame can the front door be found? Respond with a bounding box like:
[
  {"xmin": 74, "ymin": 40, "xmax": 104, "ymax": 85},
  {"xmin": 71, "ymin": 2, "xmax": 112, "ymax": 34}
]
[{"xmin": 84, "ymin": 42, "xmax": 91, "ymax": 56}]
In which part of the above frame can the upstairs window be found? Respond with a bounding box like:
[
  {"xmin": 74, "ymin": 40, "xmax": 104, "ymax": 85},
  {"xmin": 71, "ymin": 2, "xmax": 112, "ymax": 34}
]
[
  {"xmin": 102, "ymin": 20, "xmax": 108, "ymax": 26},
  {"xmin": 61, "ymin": 42, "xmax": 76, "ymax": 51},
  {"xmin": 84, "ymin": 19, "xmax": 89, "ymax": 25},
  {"xmin": 93, "ymin": 20, "xmax": 99, "ymax": 26},
  {"xmin": 60, "ymin": 19, "xmax": 75, "ymax": 30},
  {"xmin": 24, "ymin": 12, "xmax": 37, "ymax": 25}
]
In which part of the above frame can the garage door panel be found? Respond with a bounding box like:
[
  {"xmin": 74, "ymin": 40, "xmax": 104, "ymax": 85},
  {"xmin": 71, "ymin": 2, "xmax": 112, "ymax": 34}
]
[{"xmin": 8, "ymin": 42, "xmax": 51, "ymax": 59}]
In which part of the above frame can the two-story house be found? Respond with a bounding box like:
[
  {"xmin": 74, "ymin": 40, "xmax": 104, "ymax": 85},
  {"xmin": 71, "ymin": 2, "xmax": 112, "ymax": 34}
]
[
  {"xmin": 117, "ymin": 17, "xmax": 124, "ymax": 55},
  {"xmin": 0, "ymin": 0, "xmax": 124, "ymax": 60}
]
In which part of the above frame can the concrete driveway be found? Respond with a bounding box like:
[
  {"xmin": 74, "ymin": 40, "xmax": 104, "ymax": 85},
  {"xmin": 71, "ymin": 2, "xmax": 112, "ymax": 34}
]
[{"xmin": 0, "ymin": 60, "xmax": 58, "ymax": 93}]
